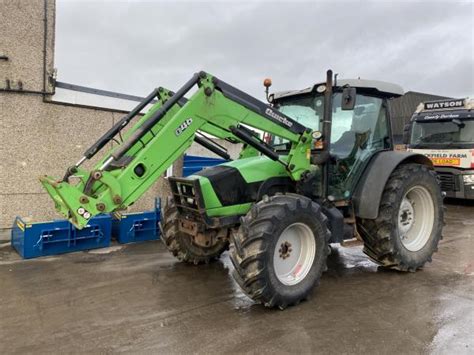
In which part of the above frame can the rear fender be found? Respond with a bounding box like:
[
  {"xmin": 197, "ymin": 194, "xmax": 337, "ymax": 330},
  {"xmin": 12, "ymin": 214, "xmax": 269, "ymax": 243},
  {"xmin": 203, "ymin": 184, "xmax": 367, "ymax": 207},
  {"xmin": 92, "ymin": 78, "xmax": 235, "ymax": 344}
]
[{"xmin": 352, "ymin": 151, "xmax": 433, "ymax": 219}]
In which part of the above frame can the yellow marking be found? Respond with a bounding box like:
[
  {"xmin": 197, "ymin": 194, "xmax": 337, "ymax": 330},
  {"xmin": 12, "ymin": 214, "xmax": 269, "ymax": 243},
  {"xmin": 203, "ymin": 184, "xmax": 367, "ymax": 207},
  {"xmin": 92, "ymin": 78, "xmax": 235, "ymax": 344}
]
[
  {"xmin": 16, "ymin": 220, "xmax": 25, "ymax": 231},
  {"xmin": 431, "ymin": 157, "xmax": 461, "ymax": 166}
]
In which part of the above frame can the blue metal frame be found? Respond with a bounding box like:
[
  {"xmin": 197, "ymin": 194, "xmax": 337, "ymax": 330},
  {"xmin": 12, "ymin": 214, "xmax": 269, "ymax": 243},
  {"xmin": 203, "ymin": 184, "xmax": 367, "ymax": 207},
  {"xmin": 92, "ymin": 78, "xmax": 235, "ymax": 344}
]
[
  {"xmin": 183, "ymin": 154, "xmax": 227, "ymax": 177},
  {"xmin": 11, "ymin": 215, "xmax": 112, "ymax": 259},
  {"xmin": 112, "ymin": 199, "xmax": 161, "ymax": 244}
]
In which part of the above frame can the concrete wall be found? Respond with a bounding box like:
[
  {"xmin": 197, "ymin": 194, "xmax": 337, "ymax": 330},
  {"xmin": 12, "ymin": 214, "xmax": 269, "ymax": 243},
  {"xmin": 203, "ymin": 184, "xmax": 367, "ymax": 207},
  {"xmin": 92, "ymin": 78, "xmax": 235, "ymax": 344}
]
[
  {"xmin": 0, "ymin": 0, "xmax": 55, "ymax": 93},
  {"xmin": 0, "ymin": 0, "xmax": 241, "ymax": 231},
  {"xmin": 0, "ymin": 0, "xmax": 171, "ymax": 230},
  {"xmin": 0, "ymin": 93, "xmax": 173, "ymax": 229},
  {"xmin": 187, "ymin": 140, "xmax": 242, "ymax": 160}
]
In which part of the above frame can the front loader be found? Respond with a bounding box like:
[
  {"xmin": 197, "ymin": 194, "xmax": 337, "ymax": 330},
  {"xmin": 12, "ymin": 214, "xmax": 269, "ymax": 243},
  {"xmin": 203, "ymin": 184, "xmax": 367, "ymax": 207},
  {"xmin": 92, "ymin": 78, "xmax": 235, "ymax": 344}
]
[{"xmin": 41, "ymin": 70, "xmax": 444, "ymax": 309}]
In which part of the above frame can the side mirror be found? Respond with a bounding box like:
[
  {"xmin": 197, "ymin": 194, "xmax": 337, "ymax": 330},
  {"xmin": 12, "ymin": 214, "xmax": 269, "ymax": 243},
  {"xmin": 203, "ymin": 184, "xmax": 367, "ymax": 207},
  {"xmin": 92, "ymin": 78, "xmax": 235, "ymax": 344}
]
[
  {"xmin": 402, "ymin": 123, "xmax": 411, "ymax": 144},
  {"xmin": 341, "ymin": 87, "xmax": 356, "ymax": 110},
  {"xmin": 452, "ymin": 118, "xmax": 465, "ymax": 128}
]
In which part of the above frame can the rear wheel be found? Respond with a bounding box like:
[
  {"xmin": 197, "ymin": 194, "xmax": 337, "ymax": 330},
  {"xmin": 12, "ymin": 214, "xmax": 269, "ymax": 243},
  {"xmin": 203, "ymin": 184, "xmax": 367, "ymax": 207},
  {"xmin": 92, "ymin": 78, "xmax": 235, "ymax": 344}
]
[
  {"xmin": 230, "ymin": 194, "xmax": 330, "ymax": 309},
  {"xmin": 357, "ymin": 163, "xmax": 443, "ymax": 271},
  {"xmin": 161, "ymin": 198, "xmax": 229, "ymax": 264}
]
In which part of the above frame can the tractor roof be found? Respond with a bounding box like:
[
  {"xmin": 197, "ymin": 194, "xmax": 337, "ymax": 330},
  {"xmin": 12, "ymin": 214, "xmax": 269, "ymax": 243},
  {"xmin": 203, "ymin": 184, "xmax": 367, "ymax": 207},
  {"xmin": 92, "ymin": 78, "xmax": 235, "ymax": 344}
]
[{"xmin": 273, "ymin": 79, "xmax": 404, "ymax": 100}]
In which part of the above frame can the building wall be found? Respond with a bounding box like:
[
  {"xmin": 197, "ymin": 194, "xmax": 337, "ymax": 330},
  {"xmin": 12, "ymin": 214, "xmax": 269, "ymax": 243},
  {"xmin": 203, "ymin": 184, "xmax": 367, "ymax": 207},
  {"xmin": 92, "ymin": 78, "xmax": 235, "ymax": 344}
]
[
  {"xmin": 0, "ymin": 93, "xmax": 173, "ymax": 230},
  {"xmin": 0, "ymin": 0, "xmax": 55, "ymax": 93},
  {"xmin": 0, "ymin": 0, "xmax": 242, "ymax": 231},
  {"xmin": 0, "ymin": 0, "xmax": 171, "ymax": 231},
  {"xmin": 187, "ymin": 140, "xmax": 242, "ymax": 160}
]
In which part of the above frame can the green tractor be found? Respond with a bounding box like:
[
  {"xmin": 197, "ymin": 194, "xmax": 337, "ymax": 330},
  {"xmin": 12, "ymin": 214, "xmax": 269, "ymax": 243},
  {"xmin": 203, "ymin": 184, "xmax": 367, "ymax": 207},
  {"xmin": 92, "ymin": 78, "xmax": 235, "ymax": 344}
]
[{"xmin": 41, "ymin": 70, "xmax": 444, "ymax": 309}]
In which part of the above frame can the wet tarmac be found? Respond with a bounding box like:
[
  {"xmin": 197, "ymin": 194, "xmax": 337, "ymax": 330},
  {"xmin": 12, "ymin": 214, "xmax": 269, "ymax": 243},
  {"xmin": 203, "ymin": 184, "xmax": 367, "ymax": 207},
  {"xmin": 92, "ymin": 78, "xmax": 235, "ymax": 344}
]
[{"xmin": 0, "ymin": 203, "xmax": 472, "ymax": 354}]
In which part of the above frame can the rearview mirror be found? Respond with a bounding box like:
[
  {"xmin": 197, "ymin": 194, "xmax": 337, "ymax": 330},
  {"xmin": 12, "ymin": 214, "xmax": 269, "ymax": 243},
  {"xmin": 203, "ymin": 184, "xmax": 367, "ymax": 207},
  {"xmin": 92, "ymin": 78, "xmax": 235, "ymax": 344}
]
[
  {"xmin": 341, "ymin": 87, "xmax": 356, "ymax": 110},
  {"xmin": 402, "ymin": 123, "xmax": 411, "ymax": 144}
]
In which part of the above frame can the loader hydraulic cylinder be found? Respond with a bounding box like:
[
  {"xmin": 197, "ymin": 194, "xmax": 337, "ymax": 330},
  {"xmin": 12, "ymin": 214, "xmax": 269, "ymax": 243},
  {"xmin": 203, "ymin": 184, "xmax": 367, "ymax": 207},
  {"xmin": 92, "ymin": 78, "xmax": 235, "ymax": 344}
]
[
  {"xmin": 84, "ymin": 87, "xmax": 161, "ymax": 160},
  {"xmin": 105, "ymin": 73, "xmax": 201, "ymax": 167}
]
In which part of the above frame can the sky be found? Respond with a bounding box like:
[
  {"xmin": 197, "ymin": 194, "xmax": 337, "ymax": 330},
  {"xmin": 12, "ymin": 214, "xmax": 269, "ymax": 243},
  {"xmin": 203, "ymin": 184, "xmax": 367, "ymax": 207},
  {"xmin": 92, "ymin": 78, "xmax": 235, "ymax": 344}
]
[{"xmin": 55, "ymin": 0, "xmax": 474, "ymax": 100}]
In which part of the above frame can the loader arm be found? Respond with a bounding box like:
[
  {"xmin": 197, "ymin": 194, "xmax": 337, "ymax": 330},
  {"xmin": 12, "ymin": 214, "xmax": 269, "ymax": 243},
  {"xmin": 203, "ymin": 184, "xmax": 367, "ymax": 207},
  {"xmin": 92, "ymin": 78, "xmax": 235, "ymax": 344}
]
[{"xmin": 40, "ymin": 71, "xmax": 313, "ymax": 228}]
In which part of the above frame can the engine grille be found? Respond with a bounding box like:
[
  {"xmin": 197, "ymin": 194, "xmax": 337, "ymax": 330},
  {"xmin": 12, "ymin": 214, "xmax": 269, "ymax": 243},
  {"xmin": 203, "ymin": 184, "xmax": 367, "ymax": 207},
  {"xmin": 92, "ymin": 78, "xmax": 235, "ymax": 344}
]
[
  {"xmin": 167, "ymin": 176, "xmax": 242, "ymax": 229},
  {"xmin": 437, "ymin": 172, "xmax": 459, "ymax": 192},
  {"xmin": 168, "ymin": 177, "xmax": 204, "ymax": 220}
]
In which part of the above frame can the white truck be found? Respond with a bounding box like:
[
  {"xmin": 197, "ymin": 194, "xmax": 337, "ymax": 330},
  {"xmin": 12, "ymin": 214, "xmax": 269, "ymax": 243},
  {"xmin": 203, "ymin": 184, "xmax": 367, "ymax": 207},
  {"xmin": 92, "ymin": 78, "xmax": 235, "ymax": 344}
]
[{"xmin": 404, "ymin": 98, "xmax": 473, "ymax": 199}]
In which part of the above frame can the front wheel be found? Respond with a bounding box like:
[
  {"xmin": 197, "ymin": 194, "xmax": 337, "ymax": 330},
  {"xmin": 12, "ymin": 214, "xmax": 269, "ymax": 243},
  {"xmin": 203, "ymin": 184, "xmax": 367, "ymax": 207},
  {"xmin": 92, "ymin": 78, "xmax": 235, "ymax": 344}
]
[
  {"xmin": 230, "ymin": 194, "xmax": 330, "ymax": 309},
  {"xmin": 357, "ymin": 163, "xmax": 444, "ymax": 271},
  {"xmin": 161, "ymin": 198, "xmax": 229, "ymax": 264}
]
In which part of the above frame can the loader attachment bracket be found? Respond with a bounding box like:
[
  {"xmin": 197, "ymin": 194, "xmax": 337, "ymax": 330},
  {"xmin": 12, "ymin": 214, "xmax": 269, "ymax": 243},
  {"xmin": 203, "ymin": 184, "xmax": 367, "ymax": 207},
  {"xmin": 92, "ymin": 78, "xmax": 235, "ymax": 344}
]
[{"xmin": 40, "ymin": 176, "xmax": 100, "ymax": 228}]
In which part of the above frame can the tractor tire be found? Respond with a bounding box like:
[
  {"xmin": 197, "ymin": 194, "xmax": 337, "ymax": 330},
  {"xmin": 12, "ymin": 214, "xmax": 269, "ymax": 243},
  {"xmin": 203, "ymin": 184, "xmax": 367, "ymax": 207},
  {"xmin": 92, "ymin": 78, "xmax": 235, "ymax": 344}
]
[
  {"xmin": 230, "ymin": 193, "xmax": 330, "ymax": 309},
  {"xmin": 357, "ymin": 163, "xmax": 444, "ymax": 272},
  {"xmin": 161, "ymin": 198, "xmax": 229, "ymax": 265}
]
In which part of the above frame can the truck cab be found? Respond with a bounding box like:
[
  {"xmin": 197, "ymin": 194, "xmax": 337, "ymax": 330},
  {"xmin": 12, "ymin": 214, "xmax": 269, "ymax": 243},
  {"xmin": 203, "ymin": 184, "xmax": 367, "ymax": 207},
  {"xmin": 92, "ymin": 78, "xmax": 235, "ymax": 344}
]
[{"xmin": 405, "ymin": 98, "xmax": 474, "ymax": 199}]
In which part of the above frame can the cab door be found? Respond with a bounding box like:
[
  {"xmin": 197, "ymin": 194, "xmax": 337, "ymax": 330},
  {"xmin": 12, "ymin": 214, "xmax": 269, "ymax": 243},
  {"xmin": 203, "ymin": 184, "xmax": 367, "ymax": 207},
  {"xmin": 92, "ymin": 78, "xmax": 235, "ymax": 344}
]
[{"xmin": 329, "ymin": 93, "xmax": 391, "ymax": 200}]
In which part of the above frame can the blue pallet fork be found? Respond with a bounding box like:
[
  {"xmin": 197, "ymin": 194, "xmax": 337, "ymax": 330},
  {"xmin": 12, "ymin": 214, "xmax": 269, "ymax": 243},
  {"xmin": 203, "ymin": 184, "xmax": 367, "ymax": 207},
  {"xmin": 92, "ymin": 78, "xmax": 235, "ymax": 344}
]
[
  {"xmin": 112, "ymin": 198, "xmax": 161, "ymax": 244},
  {"xmin": 11, "ymin": 215, "xmax": 112, "ymax": 259}
]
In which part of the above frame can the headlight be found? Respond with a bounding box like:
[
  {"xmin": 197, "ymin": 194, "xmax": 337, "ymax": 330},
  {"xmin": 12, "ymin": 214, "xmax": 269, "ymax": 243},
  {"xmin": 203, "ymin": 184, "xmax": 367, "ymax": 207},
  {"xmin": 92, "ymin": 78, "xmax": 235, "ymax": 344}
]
[{"xmin": 463, "ymin": 174, "xmax": 474, "ymax": 185}]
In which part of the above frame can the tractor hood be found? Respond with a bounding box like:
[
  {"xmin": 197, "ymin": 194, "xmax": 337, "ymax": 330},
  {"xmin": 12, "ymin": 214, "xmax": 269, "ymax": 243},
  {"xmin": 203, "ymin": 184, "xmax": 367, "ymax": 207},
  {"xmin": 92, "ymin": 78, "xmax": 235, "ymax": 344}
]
[{"xmin": 191, "ymin": 155, "xmax": 289, "ymax": 210}]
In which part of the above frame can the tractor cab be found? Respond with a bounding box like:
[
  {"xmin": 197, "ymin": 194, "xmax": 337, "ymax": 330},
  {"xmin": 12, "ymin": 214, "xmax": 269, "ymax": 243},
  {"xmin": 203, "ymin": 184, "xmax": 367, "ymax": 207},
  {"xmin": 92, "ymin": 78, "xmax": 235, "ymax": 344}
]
[{"xmin": 269, "ymin": 79, "xmax": 404, "ymax": 200}]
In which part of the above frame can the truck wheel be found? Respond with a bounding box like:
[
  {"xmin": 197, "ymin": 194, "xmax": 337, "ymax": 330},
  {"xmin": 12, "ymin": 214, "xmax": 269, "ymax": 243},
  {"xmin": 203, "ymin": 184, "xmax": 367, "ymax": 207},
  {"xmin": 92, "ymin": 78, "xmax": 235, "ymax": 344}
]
[
  {"xmin": 230, "ymin": 194, "xmax": 330, "ymax": 309},
  {"xmin": 357, "ymin": 163, "xmax": 444, "ymax": 271},
  {"xmin": 161, "ymin": 198, "xmax": 229, "ymax": 264}
]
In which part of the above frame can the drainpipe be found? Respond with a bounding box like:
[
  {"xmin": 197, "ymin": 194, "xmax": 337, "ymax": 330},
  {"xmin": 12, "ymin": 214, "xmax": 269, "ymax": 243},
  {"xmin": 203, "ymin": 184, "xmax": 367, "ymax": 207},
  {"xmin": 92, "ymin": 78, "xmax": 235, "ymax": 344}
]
[
  {"xmin": 42, "ymin": 0, "xmax": 55, "ymax": 100},
  {"xmin": 43, "ymin": 0, "xmax": 48, "ymax": 95}
]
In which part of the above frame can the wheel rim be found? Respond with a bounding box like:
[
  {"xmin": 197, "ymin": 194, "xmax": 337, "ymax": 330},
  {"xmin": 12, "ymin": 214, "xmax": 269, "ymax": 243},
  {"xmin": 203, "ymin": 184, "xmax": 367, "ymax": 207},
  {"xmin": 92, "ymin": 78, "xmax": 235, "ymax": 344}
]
[
  {"xmin": 273, "ymin": 222, "xmax": 316, "ymax": 286},
  {"xmin": 398, "ymin": 185, "xmax": 435, "ymax": 252}
]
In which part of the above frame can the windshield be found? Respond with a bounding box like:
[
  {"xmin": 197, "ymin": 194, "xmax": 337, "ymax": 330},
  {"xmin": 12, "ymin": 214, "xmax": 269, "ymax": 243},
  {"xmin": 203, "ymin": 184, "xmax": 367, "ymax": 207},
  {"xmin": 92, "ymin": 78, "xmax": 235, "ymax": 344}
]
[
  {"xmin": 271, "ymin": 93, "xmax": 384, "ymax": 150},
  {"xmin": 271, "ymin": 95, "xmax": 324, "ymax": 148},
  {"xmin": 410, "ymin": 119, "xmax": 474, "ymax": 147}
]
